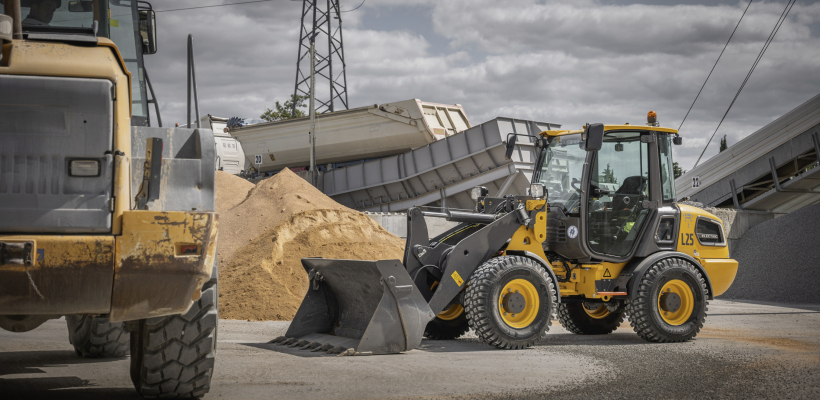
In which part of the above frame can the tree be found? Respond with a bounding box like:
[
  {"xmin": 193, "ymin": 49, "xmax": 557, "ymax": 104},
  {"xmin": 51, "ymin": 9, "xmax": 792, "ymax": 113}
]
[
  {"xmin": 719, "ymin": 135, "xmax": 728, "ymax": 152},
  {"xmin": 673, "ymin": 162, "xmax": 685, "ymax": 179},
  {"xmin": 260, "ymin": 94, "xmax": 308, "ymax": 122},
  {"xmin": 601, "ymin": 163, "xmax": 618, "ymax": 184}
]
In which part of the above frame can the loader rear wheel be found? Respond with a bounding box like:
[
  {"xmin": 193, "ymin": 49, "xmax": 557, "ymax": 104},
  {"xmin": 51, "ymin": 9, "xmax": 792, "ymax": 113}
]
[
  {"xmin": 66, "ymin": 316, "xmax": 129, "ymax": 358},
  {"xmin": 464, "ymin": 256, "xmax": 556, "ymax": 349},
  {"xmin": 130, "ymin": 265, "xmax": 218, "ymax": 398},
  {"xmin": 557, "ymin": 301, "xmax": 625, "ymax": 335},
  {"xmin": 627, "ymin": 257, "xmax": 708, "ymax": 343}
]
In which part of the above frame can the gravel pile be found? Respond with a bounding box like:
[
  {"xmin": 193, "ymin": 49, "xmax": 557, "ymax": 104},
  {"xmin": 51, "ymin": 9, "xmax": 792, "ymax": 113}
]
[{"xmin": 720, "ymin": 202, "xmax": 820, "ymax": 304}]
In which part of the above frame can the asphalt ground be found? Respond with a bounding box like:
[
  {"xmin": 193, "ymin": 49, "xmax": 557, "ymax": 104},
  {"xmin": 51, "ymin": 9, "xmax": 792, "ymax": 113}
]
[{"xmin": 1, "ymin": 299, "xmax": 819, "ymax": 400}]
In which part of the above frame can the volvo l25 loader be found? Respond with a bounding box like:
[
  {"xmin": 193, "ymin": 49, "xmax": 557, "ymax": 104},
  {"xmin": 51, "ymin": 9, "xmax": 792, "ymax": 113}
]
[
  {"xmin": 0, "ymin": 1, "xmax": 219, "ymax": 397},
  {"xmin": 274, "ymin": 113, "xmax": 739, "ymax": 354}
]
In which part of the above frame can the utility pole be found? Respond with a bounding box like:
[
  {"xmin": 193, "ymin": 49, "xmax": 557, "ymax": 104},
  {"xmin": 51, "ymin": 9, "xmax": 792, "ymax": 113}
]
[
  {"xmin": 292, "ymin": 0, "xmax": 349, "ymax": 117},
  {"xmin": 309, "ymin": 34, "xmax": 317, "ymax": 187}
]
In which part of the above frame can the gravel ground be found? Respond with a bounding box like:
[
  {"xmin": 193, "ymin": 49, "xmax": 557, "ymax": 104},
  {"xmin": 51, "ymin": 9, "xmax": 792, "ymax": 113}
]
[
  {"xmin": 721, "ymin": 202, "xmax": 820, "ymax": 304},
  {"xmin": 1, "ymin": 300, "xmax": 819, "ymax": 399}
]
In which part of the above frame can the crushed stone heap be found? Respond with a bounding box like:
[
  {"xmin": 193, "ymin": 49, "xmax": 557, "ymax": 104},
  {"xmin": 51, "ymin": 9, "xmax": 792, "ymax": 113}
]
[
  {"xmin": 721, "ymin": 202, "xmax": 820, "ymax": 305},
  {"xmin": 214, "ymin": 169, "xmax": 405, "ymax": 321}
]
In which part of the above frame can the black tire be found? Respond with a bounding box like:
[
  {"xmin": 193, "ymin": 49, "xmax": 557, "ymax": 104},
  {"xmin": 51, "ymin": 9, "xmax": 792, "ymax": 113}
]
[
  {"xmin": 424, "ymin": 309, "xmax": 470, "ymax": 340},
  {"xmin": 464, "ymin": 256, "xmax": 556, "ymax": 349},
  {"xmin": 557, "ymin": 301, "xmax": 625, "ymax": 335},
  {"xmin": 66, "ymin": 316, "xmax": 129, "ymax": 357},
  {"xmin": 626, "ymin": 257, "xmax": 708, "ymax": 343},
  {"xmin": 130, "ymin": 269, "xmax": 218, "ymax": 398}
]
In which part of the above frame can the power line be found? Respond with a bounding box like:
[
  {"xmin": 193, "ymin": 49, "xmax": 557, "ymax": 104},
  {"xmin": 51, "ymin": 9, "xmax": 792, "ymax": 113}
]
[
  {"xmin": 155, "ymin": 0, "xmax": 278, "ymax": 13},
  {"xmin": 693, "ymin": 0, "xmax": 796, "ymax": 168},
  {"xmin": 678, "ymin": 0, "xmax": 753, "ymax": 132},
  {"xmin": 341, "ymin": 0, "xmax": 365, "ymax": 13}
]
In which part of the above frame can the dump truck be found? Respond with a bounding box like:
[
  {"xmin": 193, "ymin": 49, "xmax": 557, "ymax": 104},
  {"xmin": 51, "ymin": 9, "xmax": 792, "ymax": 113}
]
[
  {"xmin": 275, "ymin": 113, "xmax": 739, "ymax": 353},
  {"xmin": 0, "ymin": 1, "xmax": 219, "ymax": 397}
]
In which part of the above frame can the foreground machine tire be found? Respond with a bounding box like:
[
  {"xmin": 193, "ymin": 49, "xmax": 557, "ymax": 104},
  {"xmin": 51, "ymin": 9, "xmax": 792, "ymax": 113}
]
[
  {"xmin": 557, "ymin": 301, "xmax": 626, "ymax": 335},
  {"xmin": 627, "ymin": 257, "xmax": 708, "ymax": 343},
  {"xmin": 66, "ymin": 316, "xmax": 129, "ymax": 357},
  {"xmin": 464, "ymin": 256, "xmax": 556, "ymax": 349},
  {"xmin": 130, "ymin": 269, "xmax": 218, "ymax": 398}
]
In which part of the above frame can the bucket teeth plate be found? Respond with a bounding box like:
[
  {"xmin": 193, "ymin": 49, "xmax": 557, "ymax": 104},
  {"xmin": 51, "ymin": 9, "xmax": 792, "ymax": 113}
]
[{"xmin": 279, "ymin": 259, "xmax": 436, "ymax": 355}]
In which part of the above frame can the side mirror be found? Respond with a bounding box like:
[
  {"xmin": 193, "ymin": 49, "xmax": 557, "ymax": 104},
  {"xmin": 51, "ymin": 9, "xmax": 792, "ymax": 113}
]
[
  {"xmin": 139, "ymin": 9, "xmax": 158, "ymax": 55},
  {"xmin": 504, "ymin": 134, "xmax": 517, "ymax": 160},
  {"xmin": 584, "ymin": 123, "xmax": 604, "ymax": 152},
  {"xmin": 673, "ymin": 136, "xmax": 682, "ymax": 145}
]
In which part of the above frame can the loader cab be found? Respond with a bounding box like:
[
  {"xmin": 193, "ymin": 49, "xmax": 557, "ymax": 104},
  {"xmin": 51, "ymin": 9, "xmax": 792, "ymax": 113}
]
[
  {"xmin": 5, "ymin": 0, "xmax": 158, "ymax": 127},
  {"xmin": 534, "ymin": 124, "xmax": 679, "ymax": 263}
]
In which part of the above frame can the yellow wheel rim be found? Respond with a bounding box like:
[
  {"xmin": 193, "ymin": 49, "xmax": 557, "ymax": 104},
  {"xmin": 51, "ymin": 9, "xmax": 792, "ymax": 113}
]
[
  {"xmin": 658, "ymin": 279, "xmax": 694, "ymax": 326},
  {"xmin": 430, "ymin": 281, "xmax": 464, "ymax": 320},
  {"xmin": 437, "ymin": 304, "xmax": 464, "ymax": 320},
  {"xmin": 583, "ymin": 303, "xmax": 610, "ymax": 320},
  {"xmin": 498, "ymin": 279, "xmax": 540, "ymax": 328}
]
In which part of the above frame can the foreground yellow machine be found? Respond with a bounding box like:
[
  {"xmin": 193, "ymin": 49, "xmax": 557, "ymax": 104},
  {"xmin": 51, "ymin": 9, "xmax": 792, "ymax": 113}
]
[
  {"xmin": 0, "ymin": 1, "xmax": 218, "ymax": 397},
  {"xmin": 277, "ymin": 113, "xmax": 739, "ymax": 353}
]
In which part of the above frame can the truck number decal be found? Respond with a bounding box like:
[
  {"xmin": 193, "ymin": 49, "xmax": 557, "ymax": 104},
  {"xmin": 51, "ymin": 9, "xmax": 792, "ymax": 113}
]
[{"xmin": 681, "ymin": 233, "xmax": 695, "ymax": 246}]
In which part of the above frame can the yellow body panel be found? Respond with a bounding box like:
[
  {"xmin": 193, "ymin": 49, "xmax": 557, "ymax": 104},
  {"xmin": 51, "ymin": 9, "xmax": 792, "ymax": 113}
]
[
  {"xmin": 111, "ymin": 211, "xmax": 218, "ymax": 322},
  {"xmin": 1, "ymin": 38, "xmax": 133, "ymax": 235},
  {"xmin": 554, "ymin": 261, "xmax": 627, "ymax": 299},
  {"xmin": 0, "ymin": 236, "xmax": 115, "ymax": 315},
  {"xmin": 676, "ymin": 205, "xmax": 738, "ymax": 296}
]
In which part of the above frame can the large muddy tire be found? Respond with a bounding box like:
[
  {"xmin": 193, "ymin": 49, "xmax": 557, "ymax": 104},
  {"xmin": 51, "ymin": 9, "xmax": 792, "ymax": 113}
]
[
  {"xmin": 557, "ymin": 301, "xmax": 625, "ymax": 335},
  {"xmin": 130, "ymin": 269, "xmax": 218, "ymax": 398},
  {"xmin": 626, "ymin": 257, "xmax": 708, "ymax": 343},
  {"xmin": 66, "ymin": 316, "xmax": 129, "ymax": 357},
  {"xmin": 424, "ymin": 307, "xmax": 470, "ymax": 340},
  {"xmin": 464, "ymin": 256, "xmax": 556, "ymax": 349}
]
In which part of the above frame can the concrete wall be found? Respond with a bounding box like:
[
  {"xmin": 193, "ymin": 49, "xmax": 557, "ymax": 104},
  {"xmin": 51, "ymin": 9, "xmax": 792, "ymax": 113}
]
[{"xmin": 365, "ymin": 212, "xmax": 460, "ymax": 240}]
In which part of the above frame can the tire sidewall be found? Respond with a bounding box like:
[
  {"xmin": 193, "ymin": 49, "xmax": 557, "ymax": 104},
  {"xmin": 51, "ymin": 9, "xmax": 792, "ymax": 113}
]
[
  {"xmin": 648, "ymin": 264, "xmax": 706, "ymax": 337},
  {"xmin": 487, "ymin": 262, "xmax": 553, "ymax": 341}
]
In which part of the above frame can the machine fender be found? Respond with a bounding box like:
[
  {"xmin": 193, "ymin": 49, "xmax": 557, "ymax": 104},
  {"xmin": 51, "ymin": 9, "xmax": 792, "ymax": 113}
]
[
  {"xmin": 621, "ymin": 251, "xmax": 714, "ymax": 300},
  {"xmin": 503, "ymin": 250, "xmax": 562, "ymax": 303}
]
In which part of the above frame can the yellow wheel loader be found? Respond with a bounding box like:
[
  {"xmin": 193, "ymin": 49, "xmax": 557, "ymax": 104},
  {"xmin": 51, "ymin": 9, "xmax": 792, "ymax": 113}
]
[
  {"xmin": 0, "ymin": 1, "xmax": 219, "ymax": 397},
  {"xmin": 276, "ymin": 113, "xmax": 739, "ymax": 353}
]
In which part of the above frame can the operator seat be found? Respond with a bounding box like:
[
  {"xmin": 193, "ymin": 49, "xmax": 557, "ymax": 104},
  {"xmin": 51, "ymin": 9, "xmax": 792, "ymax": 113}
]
[{"xmin": 611, "ymin": 176, "xmax": 646, "ymax": 210}]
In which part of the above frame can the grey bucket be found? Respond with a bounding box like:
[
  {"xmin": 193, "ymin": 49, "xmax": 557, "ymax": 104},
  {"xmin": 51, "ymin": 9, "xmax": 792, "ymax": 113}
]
[{"xmin": 273, "ymin": 258, "xmax": 435, "ymax": 355}]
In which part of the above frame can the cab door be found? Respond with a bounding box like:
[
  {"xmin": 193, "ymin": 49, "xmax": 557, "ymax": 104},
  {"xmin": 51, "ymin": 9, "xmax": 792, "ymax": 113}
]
[{"xmin": 585, "ymin": 131, "xmax": 652, "ymax": 257}]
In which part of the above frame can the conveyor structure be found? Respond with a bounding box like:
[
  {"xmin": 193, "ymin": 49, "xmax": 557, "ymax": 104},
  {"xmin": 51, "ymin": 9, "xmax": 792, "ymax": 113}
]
[
  {"xmin": 676, "ymin": 93, "xmax": 820, "ymax": 213},
  {"xmin": 324, "ymin": 118, "xmax": 559, "ymax": 211}
]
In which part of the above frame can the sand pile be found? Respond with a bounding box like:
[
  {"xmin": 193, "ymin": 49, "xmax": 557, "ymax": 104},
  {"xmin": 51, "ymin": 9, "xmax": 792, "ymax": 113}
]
[
  {"xmin": 215, "ymin": 169, "xmax": 405, "ymax": 321},
  {"xmin": 215, "ymin": 171, "xmax": 255, "ymax": 213}
]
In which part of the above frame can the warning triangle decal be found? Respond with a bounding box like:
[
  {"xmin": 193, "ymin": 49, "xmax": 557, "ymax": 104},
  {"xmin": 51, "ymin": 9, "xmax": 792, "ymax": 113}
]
[{"xmin": 603, "ymin": 269, "xmax": 612, "ymax": 278}]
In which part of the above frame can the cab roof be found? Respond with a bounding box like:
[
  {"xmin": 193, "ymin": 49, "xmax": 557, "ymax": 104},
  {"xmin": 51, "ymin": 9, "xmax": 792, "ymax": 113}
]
[{"xmin": 539, "ymin": 125, "xmax": 679, "ymax": 137}]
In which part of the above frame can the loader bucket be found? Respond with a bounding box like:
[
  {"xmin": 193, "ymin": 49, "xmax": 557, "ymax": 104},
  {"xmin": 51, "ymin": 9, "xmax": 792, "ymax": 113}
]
[{"xmin": 273, "ymin": 258, "xmax": 435, "ymax": 355}]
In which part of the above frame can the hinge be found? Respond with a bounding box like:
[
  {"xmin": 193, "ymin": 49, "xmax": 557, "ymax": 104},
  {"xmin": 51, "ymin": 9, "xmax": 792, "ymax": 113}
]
[
  {"xmin": 110, "ymin": 197, "xmax": 115, "ymax": 212},
  {"xmin": 111, "ymin": 85, "xmax": 116, "ymax": 100}
]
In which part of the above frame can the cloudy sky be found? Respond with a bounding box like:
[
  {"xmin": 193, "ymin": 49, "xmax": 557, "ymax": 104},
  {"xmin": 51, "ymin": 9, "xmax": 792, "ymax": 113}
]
[{"xmin": 144, "ymin": 0, "xmax": 820, "ymax": 171}]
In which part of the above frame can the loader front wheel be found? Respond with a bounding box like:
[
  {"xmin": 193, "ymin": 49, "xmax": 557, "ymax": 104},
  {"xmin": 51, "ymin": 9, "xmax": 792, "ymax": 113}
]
[
  {"xmin": 66, "ymin": 316, "xmax": 129, "ymax": 358},
  {"xmin": 424, "ymin": 304, "xmax": 470, "ymax": 340},
  {"xmin": 557, "ymin": 301, "xmax": 625, "ymax": 335},
  {"xmin": 627, "ymin": 257, "xmax": 707, "ymax": 343},
  {"xmin": 130, "ymin": 266, "xmax": 218, "ymax": 398},
  {"xmin": 464, "ymin": 256, "xmax": 556, "ymax": 349}
]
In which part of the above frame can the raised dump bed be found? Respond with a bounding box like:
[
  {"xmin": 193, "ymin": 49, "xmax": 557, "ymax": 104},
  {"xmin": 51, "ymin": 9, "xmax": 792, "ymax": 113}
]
[
  {"xmin": 324, "ymin": 117, "xmax": 559, "ymax": 211},
  {"xmin": 231, "ymin": 99, "xmax": 471, "ymax": 173}
]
